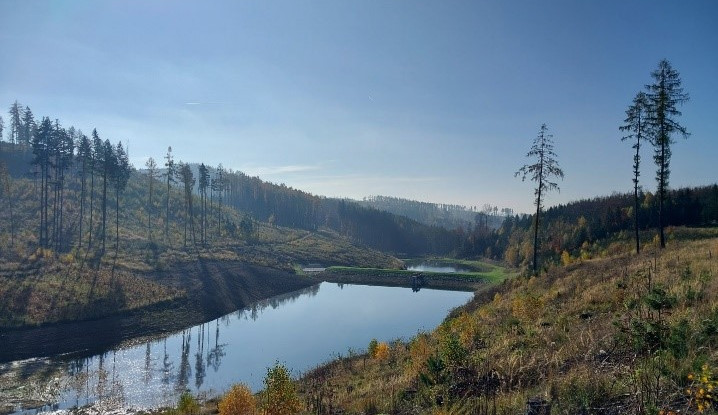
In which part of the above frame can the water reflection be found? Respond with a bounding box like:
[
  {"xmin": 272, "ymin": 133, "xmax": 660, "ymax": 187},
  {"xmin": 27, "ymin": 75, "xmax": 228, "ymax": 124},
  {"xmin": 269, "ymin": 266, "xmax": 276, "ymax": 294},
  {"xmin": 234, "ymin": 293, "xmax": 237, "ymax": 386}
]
[{"xmin": 8, "ymin": 283, "xmax": 471, "ymax": 414}]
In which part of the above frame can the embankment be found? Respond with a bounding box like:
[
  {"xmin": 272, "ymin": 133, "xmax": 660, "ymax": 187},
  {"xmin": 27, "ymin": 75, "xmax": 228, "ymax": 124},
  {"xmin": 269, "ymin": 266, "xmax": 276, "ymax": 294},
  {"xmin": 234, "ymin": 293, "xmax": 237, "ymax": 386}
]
[
  {"xmin": 319, "ymin": 267, "xmax": 488, "ymax": 291},
  {"xmin": 0, "ymin": 259, "xmax": 316, "ymax": 362}
]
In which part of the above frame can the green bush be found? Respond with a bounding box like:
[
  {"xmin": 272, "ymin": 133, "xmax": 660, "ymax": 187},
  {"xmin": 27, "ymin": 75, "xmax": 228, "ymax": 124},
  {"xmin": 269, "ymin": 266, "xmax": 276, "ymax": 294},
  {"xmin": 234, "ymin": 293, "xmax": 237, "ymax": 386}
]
[{"xmin": 177, "ymin": 391, "xmax": 200, "ymax": 415}]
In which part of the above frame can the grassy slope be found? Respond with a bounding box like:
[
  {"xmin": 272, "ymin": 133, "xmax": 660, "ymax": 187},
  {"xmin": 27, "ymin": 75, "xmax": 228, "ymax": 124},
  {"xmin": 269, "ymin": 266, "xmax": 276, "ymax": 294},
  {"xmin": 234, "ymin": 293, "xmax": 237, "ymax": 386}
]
[
  {"xmin": 0, "ymin": 174, "xmax": 401, "ymax": 329},
  {"xmin": 0, "ymin": 253, "xmax": 181, "ymax": 327},
  {"xmin": 295, "ymin": 227, "xmax": 718, "ymax": 415}
]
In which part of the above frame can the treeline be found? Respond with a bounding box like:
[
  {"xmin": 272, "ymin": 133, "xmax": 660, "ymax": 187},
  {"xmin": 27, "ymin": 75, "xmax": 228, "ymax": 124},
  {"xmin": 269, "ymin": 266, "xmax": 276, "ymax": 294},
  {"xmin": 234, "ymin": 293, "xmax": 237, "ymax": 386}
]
[
  {"xmin": 358, "ymin": 195, "xmax": 509, "ymax": 231},
  {"xmin": 0, "ymin": 101, "xmax": 460, "ymax": 259},
  {"xmin": 0, "ymin": 101, "xmax": 132, "ymax": 257},
  {"xmin": 193, "ymin": 169, "xmax": 460, "ymax": 256},
  {"xmin": 0, "ymin": 101, "xmax": 257, "ymax": 261},
  {"xmin": 458, "ymin": 185, "xmax": 718, "ymax": 267}
]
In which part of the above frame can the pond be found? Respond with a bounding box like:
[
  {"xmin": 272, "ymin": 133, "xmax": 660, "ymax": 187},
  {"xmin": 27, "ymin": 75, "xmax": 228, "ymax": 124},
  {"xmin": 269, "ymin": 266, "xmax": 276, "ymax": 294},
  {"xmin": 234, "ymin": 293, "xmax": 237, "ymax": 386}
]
[
  {"xmin": 6, "ymin": 282, "xmax": 473, "ymax": 414},
  {"xmin": 406, "ymin": 264, "xmax": 471, "ymax": 273}
]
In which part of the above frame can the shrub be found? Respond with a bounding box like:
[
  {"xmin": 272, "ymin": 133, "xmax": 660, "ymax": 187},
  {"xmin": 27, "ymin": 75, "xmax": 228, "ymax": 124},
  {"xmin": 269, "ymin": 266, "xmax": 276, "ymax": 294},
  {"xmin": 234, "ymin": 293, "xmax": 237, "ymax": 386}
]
[
  {"xmin": 177, "ymin": 391, "xmax": 200, "ymax": 415},
  {"xmin": 262, "ymin": 362, "xmax": 302, "ymax": 415},
  {"xmin": 407, "ymin": 334, "xmax": 433, "ymax": 378},
  {"xmin": 374, "ymin": 341, "xmax": 390, "ymax": 360},
  {"xmin": 219, "ymin": 383, "xmax": 256, "ymax": 415},
  {"xmin": 368, "ymin": 338, "xmax": 378, "ymax": 357}
]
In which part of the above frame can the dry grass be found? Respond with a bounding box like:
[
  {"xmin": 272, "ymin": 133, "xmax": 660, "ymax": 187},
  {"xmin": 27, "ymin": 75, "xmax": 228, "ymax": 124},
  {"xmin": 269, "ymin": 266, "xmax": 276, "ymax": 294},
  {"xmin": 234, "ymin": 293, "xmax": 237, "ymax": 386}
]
[{"xmin": 0, "ymin": 254, "xmax": 182, "ymax": 327}]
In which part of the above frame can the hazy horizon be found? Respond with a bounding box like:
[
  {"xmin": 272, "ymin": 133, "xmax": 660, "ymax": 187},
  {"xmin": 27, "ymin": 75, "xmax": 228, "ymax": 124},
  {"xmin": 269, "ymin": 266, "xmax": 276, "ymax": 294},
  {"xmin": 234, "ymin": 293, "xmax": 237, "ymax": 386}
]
[{"xmin": 2, "ymin": 1, "xmax": 716, "ymax": 213}]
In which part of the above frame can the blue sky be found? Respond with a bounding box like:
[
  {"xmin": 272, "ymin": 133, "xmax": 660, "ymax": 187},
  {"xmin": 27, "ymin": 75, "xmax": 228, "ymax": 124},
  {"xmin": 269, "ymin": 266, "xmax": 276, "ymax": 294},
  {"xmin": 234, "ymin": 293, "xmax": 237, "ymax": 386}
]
[{"xmin": 1, "ymin": 0, "xmax": 716, "ymax": 213}]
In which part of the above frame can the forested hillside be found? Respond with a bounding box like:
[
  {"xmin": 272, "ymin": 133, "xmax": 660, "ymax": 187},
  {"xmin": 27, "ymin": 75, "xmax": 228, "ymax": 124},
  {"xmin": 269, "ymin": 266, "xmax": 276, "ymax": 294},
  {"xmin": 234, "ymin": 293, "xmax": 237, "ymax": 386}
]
[
  {"xmin": 460, "ymin": 186, "xmax": 718, "ymax": 269},
  {"xmin": 180, "ymin": 166, "xmax": 461, "ymax": 256}
]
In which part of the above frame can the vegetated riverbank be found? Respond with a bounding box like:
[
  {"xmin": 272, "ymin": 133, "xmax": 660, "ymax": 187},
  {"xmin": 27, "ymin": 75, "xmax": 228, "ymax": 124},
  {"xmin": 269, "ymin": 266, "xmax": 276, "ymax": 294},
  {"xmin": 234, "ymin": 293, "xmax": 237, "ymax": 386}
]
[
  {"xmin": 0, "ymin": 226, "xmax": 403, "ymax": 362},
  {"xmin": 0, "ymin": 258, "xmax": 317, "ymax": 363},
  {"xmin": 293, "ymin": 227, "xmax": 718, "ymax": 415}
]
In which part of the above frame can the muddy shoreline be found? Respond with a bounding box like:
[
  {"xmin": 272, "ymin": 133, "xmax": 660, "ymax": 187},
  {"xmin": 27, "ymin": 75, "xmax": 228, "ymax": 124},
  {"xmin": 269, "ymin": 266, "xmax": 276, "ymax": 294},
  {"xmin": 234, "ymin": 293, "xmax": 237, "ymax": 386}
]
[{"xmin": 0, "ymin": 259, "xmax": 317, "ymax": 363}]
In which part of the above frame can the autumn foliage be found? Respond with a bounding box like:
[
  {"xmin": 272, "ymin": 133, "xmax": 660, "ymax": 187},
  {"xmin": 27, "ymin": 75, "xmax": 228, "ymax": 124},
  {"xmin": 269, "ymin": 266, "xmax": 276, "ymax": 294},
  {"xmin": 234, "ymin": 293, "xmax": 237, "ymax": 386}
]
[{"xmin": 219, "ymin": 383, "xmax": 256, "ymax": 415}]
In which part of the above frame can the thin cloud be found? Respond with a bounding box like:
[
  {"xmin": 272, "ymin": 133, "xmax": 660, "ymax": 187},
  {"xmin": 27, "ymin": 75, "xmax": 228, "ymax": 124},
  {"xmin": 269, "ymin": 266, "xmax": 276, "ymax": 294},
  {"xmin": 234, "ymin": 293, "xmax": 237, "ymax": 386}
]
[
  {"xmin": 184, "ymin": 101, "xmax": 227, "ymax": 105},
  {"xmin": 241, "ymin": 164, "xmax": 324, "ymax": 176},
  {"xmin": 266, "ymin": 173, "xmax": 447, "ymax": 205}
]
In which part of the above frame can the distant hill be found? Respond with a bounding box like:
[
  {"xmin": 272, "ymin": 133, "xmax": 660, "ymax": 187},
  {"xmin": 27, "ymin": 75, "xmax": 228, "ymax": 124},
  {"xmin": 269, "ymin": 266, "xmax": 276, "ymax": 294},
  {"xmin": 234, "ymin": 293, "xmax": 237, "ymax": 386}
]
[{"xmin": 357, "ymin": 195, "xmax": 506, "ymax": 231}]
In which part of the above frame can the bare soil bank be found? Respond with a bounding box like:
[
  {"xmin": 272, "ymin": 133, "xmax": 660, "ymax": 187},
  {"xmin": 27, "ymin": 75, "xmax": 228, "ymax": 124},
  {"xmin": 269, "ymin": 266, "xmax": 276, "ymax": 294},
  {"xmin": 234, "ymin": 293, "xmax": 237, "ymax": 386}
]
[{"xmin": 0, "ymin": 259, "xmax": 316, "ymax": 363}]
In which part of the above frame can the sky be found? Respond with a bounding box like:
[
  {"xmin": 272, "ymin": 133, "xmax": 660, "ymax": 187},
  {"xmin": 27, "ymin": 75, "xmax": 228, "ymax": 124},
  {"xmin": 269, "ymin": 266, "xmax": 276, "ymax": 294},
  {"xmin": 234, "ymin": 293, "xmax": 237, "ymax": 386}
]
[{"xmin": 1, "ymin": 0, "xmax": 716, "ymax": 213}]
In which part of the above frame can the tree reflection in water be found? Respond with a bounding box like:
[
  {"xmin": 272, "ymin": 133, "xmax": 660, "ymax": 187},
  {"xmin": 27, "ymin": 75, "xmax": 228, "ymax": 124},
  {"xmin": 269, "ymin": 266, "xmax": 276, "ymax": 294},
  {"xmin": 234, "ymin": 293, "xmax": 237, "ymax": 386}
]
[
  {"xmin": 7, "ymin": 282, "xmax": 469, "ymax": 413},
  {"xmin": 195, "ymin": 323, "xmax": 206, "ymax": 389}
]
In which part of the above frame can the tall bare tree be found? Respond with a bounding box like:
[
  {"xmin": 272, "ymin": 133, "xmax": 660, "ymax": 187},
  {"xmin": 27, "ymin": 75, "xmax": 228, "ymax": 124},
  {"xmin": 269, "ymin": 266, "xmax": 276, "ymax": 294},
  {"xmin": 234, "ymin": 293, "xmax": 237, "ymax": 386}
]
[
  {"xmin": 620, "ymin": 91, "xmax": 650, "ymax": 254},
  {"xmin": 515, "ymin": 124, "xmax": 564, "ymax": 274}
]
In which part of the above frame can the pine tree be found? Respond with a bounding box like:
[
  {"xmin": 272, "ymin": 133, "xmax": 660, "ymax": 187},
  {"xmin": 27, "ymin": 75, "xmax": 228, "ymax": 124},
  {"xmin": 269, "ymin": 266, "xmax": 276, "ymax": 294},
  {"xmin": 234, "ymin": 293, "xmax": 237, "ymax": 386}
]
[
  {"xmin": 198, "ymin": 163, "xmax": 210, "ymax": 246},
  {"xmin": 8, "ymin": 101, "xmax": 22, "ymax": 145},
  {"xmin": 620, "ymin": 91, "xmax": 649, "ymax": 254},
  {"xmin": 113, "ymin": 142, "xmax": 130, "ymax": 255},
  {"xmin": 178, "ymin": 162, "xmax": 196, "ymax": 248},
  {"xmin": 31, "ymin": 117, "xmax": 53, "ymax": 248},
  {"xmin": 51, "ymin": 120, "xmax": 73, "ymax": 251},
  {"xmin": 20, "ymin": 107, "xmax": 35, "ymax": 147},
  {"xmin": 89, "ymin": 130, "xmax": 103, "ymax": 250},
  {"xmin": 0, "ymin": 115, "xmax": 4, "ymax": 142},
  {"xmin": 645, "ymin": 59, "xmax": 689, "ymax": 248},
  {"xmin": 100, "ymin": 139, "xmax": 114, "ymax": 253},
  {"xmin": 164, "ymin": 147, "xmax": 175, "ymax": 244},
  {"xmin": 216, "ymin": 164, "xmax": 225, "ymax": 238},
  {"xmin": 77, "ymin": 133, "xmax": 92, "ymax": 252},
  {"xmin": 515, "ymin": 124, "xmax": 564, "ymax": 274},
  {"xmin": 145, "ymin": 157, "xmax": 158, "ymax": 241}
]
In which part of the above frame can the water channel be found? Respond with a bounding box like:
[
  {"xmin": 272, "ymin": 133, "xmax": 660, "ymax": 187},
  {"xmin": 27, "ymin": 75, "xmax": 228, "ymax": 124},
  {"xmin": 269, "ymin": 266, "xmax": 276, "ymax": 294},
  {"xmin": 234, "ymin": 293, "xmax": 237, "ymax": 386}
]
[{"xmin": 6, "ymin": 282, "xmax": 473, "ymax": 414}]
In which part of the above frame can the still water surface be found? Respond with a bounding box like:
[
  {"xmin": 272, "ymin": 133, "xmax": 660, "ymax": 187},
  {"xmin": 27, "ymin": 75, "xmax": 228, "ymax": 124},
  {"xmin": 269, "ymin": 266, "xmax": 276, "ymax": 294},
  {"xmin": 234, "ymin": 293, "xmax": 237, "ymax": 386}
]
[
  {"xmin": 11, "ymin": 282, "xmax": 472, "ymax": 413},
  {"xmin": 406, "ymin": 264, "xmax": 470, "ymax": 273}
]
